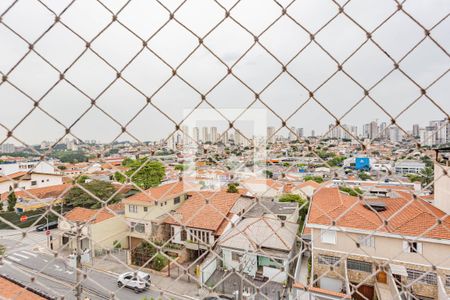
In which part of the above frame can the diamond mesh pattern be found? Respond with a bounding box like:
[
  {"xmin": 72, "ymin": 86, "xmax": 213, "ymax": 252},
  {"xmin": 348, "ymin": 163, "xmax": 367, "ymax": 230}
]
[{"xmin": 0, "ymin": 0, "xmax": 449, "ymax": 300}]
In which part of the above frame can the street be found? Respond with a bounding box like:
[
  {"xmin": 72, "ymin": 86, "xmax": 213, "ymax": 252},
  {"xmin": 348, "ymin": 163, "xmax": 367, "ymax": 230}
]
[{"xmin": 0, "ymin": 230, "xmax": 179, "ymax": 300}]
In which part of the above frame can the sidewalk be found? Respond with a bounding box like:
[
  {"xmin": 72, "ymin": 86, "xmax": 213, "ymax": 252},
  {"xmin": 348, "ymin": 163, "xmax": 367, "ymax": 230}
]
[{"xmin": 90, "ymin": 255, "xmax": 203, "ymax": 299}]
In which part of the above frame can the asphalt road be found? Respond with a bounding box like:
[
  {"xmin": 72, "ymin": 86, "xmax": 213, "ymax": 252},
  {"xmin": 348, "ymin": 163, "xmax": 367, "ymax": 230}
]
[{"xmin": 0, "ymin": 230, "xmax": 178, "ymax": 300}]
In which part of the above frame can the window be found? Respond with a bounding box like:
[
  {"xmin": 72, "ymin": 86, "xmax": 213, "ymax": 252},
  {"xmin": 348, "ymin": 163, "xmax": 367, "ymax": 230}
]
[
  {"xmin": 347, "ymin": 259, "xmax": 372, "ymax": 272},
  {"xmin": 407, "ymin": 269, "xmax": 437, "ymax": 285},
  {"xmin": 31, "ymin": 181, "xmax": 37, "ymax": 186},
  {"xmin": 143, "ymin": 207, "xmax": 148, "ymax": 212},
  {"xmin": 359, "ymin": 235, "xmax": 375, "ymax": 248},
  {"xmin": 232, "ymin": 252, "xmax": 242, "ymax": 262},
  {"xmin": 13, "ymin": 183, "xmax": 18, "ymax": 188},
  {"xmin": 318, "ymin": 255, "xmax": 340, "ymax": 267},
  {"xmin": 174, "ymin": 196, "xmax": 180, "ymax": 204},
  {"xmin": 320, "ymin": 229, "xmax": 336, "ymax": 244},
  {"xmin": 129, "ymin": 205, "xmax": 138, "ymax": 213},
  {"xmin": 445, "ymin": 275, "xmax": 450, "ymax": 288},
  {"xmin": 403, "ymin": 241, "xmax": 422, "ymax": 254}
]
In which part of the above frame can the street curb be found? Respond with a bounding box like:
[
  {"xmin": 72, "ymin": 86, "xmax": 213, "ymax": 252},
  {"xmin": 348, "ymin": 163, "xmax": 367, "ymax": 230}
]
[{"xmin": 85, "ymin": 265, "xmax": 119, "ymax": 277}]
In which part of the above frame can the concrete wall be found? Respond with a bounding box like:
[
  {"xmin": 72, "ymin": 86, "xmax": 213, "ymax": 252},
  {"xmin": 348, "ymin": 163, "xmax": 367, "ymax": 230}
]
[
  {"xmin": 124, "ymin": 193, "xmax": 187, "ymax": 221},
  {"xmin": 434, "ymin": 163, "xmax": 450, "ymax": 215},
  {"xmin": 312, "ymin": 228, "xmax": 450, "ymax": 269},
  {"xmin": 90, "ymin": 216, "xmax": 129, "ymax": 250},
  {"xmin": 312, "ymin": 228, "xmax": 450, "ymax": 299}
]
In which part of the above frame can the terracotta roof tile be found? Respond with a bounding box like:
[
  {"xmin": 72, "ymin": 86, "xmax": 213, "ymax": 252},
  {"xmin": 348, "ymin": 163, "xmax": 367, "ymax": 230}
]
[
  {"xmin": 64, "ymin": 207, "xmax": 115, "ymax": 224},
  {"xmin": 1, "ymin": 183, "xmax": 72, "ymax": 201},
  {"xmin": 308, "ymin": 187, "xmax": 450, "ymax": 240},
  {"xmin": 123, "ymin": 181, "xmax": 197, "ymax": 204},
  {"xmin": 0, "ymin": 171, "xmax": 28, "ymax": 183},
  {"xmin": 0, "ymin": 277, "xmax": 46, "ymax": 300},
  {"xmin": 165, "ymin": 191, "xmax": 241, "ymax": 232}
]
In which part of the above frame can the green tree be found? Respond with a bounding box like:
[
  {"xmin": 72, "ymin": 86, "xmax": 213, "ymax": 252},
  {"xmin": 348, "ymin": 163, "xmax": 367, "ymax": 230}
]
[
  {"xmin": 76, "ymin": 175, "xmax": 89, "ymax": 184},
  {"xmin": 227, "ymin": 183, "xmax": 239, "ymax": 193},
  {"xmin": 303, "ymin": 175, "xmax": 324, "ymax": 183},
  {"xmin": 151, "ymin": 253, "xmax": 168, "ymax": 271},
  {"xmin": 117, "ymin": 159, "xmax": 165, "ymax": 189},
  {"xmin": 358, "ymin": 172, "xmax": 372, "ymax": 181},
  {"xmin": 7, "ymin": 187, "xmax": 17, "ymax": 212},
  {"xmin": 339, "ymin": 186, "xmax": 363, "ymax": 197},
  {"xmin": 121, "ymin": 157, "xmax": 134, "ymax": 167},
  {"xmin": 65, "ymin": 180, "xmax": 121, "ymax": 208},
  {"xmin": 263, "ymin": 170, "xmax": 273, "ymax": 178},
  {"xmin": 327, "ymin": 156, "xmax": 345, "ymax": 167},
  {"xmin": 174, "ymin": 164, "xmax": 188, "ymax": 172},
  {"xmin": 279, "ymin": 193, "xmax": 302, "ymax": 203}
]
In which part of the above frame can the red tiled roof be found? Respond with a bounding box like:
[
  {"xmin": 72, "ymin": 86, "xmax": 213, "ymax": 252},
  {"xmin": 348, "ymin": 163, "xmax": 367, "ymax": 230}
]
[
  {"xmin": 308, "ymin": 187, "xmax": 450, "ymax": 240},
  {"xmin": 165, "ymin": 191, "xmax": 240, "ymax": 232},
  {"xmin": 0, "ymin": 171, "xmax": 28, "ymax": 183},
  {"xmin": 0, "ymin": 277, "xmax": 46, "ymax": 300},
  {"xmin": 1, "ymin": 183, "xmax": 72, "ymax": 201},
  {"xmin": 64, "ymin": 207, "xmax": 114, "ymax": 224},
  {"xmin": 123, "ymin": 181, "xmax": 197, "ymax": 204}
]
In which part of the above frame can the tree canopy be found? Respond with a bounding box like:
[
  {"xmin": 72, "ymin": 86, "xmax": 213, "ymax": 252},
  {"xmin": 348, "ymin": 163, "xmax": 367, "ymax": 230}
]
[
  {"xmin": 115, "ymin": 158, "xmax": 165, "ymax": 189},
  {"xmin": 65, "ymin": 180, "xmax": 121, "ymax": 209}
]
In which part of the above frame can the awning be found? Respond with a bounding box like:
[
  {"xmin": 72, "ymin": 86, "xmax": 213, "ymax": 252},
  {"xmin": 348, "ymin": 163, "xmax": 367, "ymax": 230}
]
[{"xmin": 389, "ymin": 264, "xmax": 408, "ymax": 276}]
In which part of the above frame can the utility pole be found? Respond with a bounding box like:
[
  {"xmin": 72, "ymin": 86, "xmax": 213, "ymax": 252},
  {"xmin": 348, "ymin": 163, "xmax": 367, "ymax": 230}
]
[{"xmin": 75, "ymin": 221, "xmax": 83, "ymax": 300}]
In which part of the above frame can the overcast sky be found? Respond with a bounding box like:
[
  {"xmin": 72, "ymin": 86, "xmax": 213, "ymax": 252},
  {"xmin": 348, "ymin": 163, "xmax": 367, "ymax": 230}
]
[{"xmin": 0, "ymin": 0, "xmax": 449, "ymax": 146}]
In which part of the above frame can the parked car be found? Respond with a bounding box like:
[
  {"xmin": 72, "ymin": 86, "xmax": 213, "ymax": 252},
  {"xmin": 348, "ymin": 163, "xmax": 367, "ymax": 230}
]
[
  {"xmin": 117, "ymin": 271, "xmax": 151, "ymax": 293},
  {"xmin": 36, "ymin": 221, "xmax": 58, "ymax": 231}
]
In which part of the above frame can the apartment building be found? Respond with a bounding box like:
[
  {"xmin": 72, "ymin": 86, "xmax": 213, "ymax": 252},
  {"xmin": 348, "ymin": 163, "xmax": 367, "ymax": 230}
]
[{"xmin": 306, "ymin": 187, "xmax": 450, "ymax": 300}]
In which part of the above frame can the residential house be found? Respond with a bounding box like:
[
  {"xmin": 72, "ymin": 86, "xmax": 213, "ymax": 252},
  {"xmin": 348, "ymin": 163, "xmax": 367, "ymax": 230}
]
[
  {"xmin": 306, "ymin": 187, "xmax": 450, "ymax": 300},
  {"xmin": 218, "ymin": 216, "xmax": 299, "ymax": 284},
  {"xmin": 58, "ymin": 206, "xmax": 128, "ymax": 256},
  {"xmin": 0, "ymin": 183, "xmax": 71, "ymax": 212},
  {"xmin": 0, "ymin": 171, "xmax": 63, "ymax": 194},
  {"xmin": 242, "ymin": 198, "xmax": 299, "ymax": 223},
  {"xmin": 164, "ymin": 190, "xmax": 243, "ymax": 258},
  {"xmin": 122, "ymin": 181, "xmax": 197, "ymax": 249}
]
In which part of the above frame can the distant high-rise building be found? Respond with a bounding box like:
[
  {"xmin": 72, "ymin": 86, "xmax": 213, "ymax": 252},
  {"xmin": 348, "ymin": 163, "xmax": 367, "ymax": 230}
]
[
  {"xmin": 329, "ymin": 124, "xmax": 341, "ymax": 139},
  {"xmin": 193, "ymin": 127, "xmax": 200, "ymax": 142},
  {"xmin": 429, "ymin": 119, "xmax": 449, "ymax": 145},
  {"xmin": 297, "ymin": 128, "xmax": 304, "ymax": 139},
  {"xmin": 0, "ymin": 143, "xmax": 15, "ymax": 153},
  {"xmin": 389, "ymin": 126, "xmax": 401, "ymax": 143},
  {"xmin": 362, "ymin": 123, "xmax": 370, "ymax": 138},
  {"xmin": 267, "ymin": 126, "xmax": 275, "ymax": 143},
  {"xmin": 311, "ymin": 130, "xmax": 315, "ymax": 137},
  {"xmin": 221, "ymin": 130, "xmax": 229, "ymax": 144},
  {"xmin": 412, "ymin": 124, "xmax": 420, "ymax": 137},
  {"xmin": 369, "ymin": 121, "xmax": 379, "ymax": 139},
  {"xmin": 289, "ymin": 127, "xmax": 296, "ymax": 141},
  {"xmin": 181, "ymin": 125, "xmax": 189, "ymax": 144},
  {"xmin": 201, "ymin": 127, "xmax": 209, "ymax": 143},
  {"xmin": 420, "ymin": 126, "xmax": 437, "ymax": 146},
  {"xmin": 210, "ymin": 127, "xmax": 218, "ymax": 143},
  {"xmin": 379, "ymin": 122, "xmax": 387, "ymax": 139},
  {"xmin": 342, "ymin": 124, "xmax": 357, "ymax": 140},
  {"xmin": 234, "ymin": 130, "xmax": 242, "ymax": 145}
]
